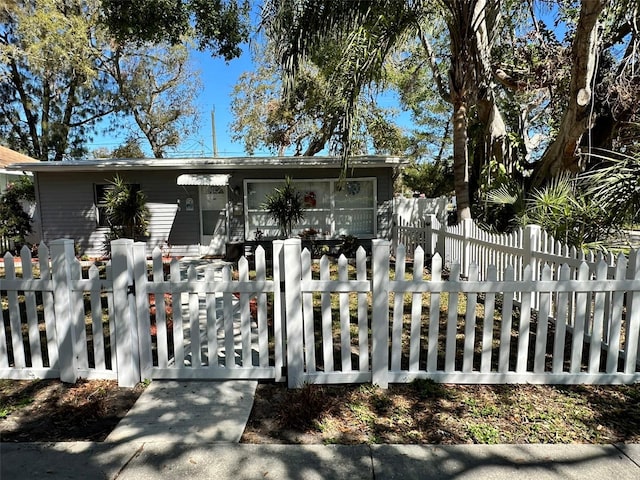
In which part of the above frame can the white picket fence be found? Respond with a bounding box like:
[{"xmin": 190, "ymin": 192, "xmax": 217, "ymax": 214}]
[
  {"xmin": 284, "ymin": 239, "xmax": 640, "ymax": 387},
  {"xmin": 392, "ymin": 216, "xmax": 432, "ymax": 256},
  {"xmin": 396, "ymin": 215, "xmax": 615, "ymax": 278},
  {"xmin": 0, "ymin": 239, "xmax": 284, "ymax": 387},
  {"xmin": 2, "ymin": 237, "xmax": 640, "ymax": 388}
]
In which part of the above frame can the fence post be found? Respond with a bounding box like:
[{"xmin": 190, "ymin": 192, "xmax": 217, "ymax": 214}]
[
  {"xmin": 111, "ymin": 239, "xmax": 141, "ymax": 387},
  {"xmin": 625, "ymin": 249, "xmax": 640, "ymax": 371},
  {"xmin": 523, "ymin": 225, "xmax": 541, "ymax": 309},
  {"xmin": 284, "ymin": 238, "xmax": 304, "ymax": 388},
  {"xmin": 431, "ymin": 214, "xmax": 445, "ymax": 261},
  {"xmin": 371, "ymin": 239, "xmax": 390, "ymax": 388},
  {"xmin": 132, "ymin": 242, "xmax": 152, "ymax": 379},
  {"xmin": 50, "ymin": 239, "xmax": 78, "ymax": 383},
  {"xmin": 436, "ymin": 196, "xmax": 448, "ymax": 223},
  {"xmin": 523, "ymin": 225, "xmax": 541, "ymax": 277},
  {"xmin": 272, "ymin": 240, "xmax": 286, "ymax": 382}
]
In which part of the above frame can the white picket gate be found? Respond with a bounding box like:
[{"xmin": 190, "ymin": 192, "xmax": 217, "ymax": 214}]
[
  {"xmin": 135, "ymin": 241, "xmax": 284, "ymax": 382},
  {"xmin": 393, "ymin": 215, "xmax": 432, "ymax": 257},
  {"xmin": 3, "ymin": 237, "xmax": 640, "ymax": 388}
]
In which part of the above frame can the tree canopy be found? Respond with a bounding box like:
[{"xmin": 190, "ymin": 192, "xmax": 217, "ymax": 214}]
[
  {"xmin": 108, "ymin": 42, "xmax": 202, "ymax": 157},
  {"xmin": 261, "ymin": 0, "xmax": 640, "ymax": 223},
  {"xmin": 100, "ymin": 0, "xmax": 250, "ymax": 60},
  {"xmin": 0, "ymin": 0, "xmax": 115, "ymax": 160},
  {"xmin": 0, "ymin": 0, "xmax": 242, "ymax": 160},
  {"xmin": 230, "ymin": 41, "xmax": 409, "ymax": 157}
]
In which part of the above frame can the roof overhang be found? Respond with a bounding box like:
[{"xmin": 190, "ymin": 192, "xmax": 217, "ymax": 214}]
[
  {"xmin": 6, "ymin": 155, "xmax": 408, "ymax": 173},
  {"xmin": 0, "ymin": 168, "xmax": 32, "ymax": 176},
  {"xmin": 177, "ymin": 173, "xmax": 230, "ymax": 186}
]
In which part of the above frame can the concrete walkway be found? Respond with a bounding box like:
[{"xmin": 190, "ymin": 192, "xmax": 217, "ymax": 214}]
[
  {"xmin": 105, "ymin": 380, "xmax": 257, "ymax": 444},
  {"xmin": 2, "ymin": 380, "xmax": 640, "ymax": 479}
]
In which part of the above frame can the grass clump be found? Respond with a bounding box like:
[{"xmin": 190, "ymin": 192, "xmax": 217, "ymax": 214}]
[{"xmin": 242, "ymin": 382, "xmax": 640, "ymax": 445}]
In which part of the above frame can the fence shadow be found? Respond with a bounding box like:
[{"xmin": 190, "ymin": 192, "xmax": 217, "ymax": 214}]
[{"xmin": 3, "ymin": 441, "xmax": 637, "ymax": 479}]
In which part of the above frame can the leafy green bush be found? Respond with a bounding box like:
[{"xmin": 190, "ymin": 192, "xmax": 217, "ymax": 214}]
[
  {"xmin": 0, "ymin": 176, "xmax": 35, "ymax": 254},
  {"xmin": 402, "ymin": 159, "xmax": 454, "ymax": 197}
]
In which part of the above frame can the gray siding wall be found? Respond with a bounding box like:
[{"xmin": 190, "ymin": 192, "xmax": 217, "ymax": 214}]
[
  {"xmin": 373, "ymin": 168, "xmax": 395, "ymax": 238},
  {"xmin": 35, "ymin": 171, "xmax": 202, "ymax": 257},
  {"xmin": 36, "ymin": 174, "xmax": 99, "ymax": 254},
  {"xmin": 34, "ymin": 165, "xmax": 398, "ymax": 257}
]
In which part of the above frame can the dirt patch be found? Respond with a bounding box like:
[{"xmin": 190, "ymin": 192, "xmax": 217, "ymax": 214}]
[
  {"xmin": 3, "ymin": 378, "xmax": 640, "ymax": 444},
  {"xmin": 0, "ymin": 379, "xmax": 144, "ymax": 442},
  {"xmin": 241, "ymin": 381, "xmax": 640, "ymax": 445}
]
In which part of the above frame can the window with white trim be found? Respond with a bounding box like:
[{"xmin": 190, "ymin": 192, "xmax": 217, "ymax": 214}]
[{"xmin": 244, "ymin": 178, "xmax": 377, "ymax": 240}]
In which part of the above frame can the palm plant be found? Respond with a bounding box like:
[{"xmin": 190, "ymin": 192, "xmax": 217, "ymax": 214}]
[
  {"xmin": 103, "ymin": 174, "xmax": 149, "ymax": 241},
  {"xmin": 581, "ymin": 149, "xmax": 640, "ymax": 227},
  {"xmin": 262, "ymin": 0, "xmax": 506, "ymax": 221},
  {"xmin": 478, "ymin": 182, "xmax": 525, "ymax": 233},
  {"xmin": 523, "ymin": 175, "xmax": 604, "ymax": 248},
  {"xmin": 262, "ymin": 177, "xmax": 305, "ymax": 238},
  {"xmin": 264, "ymin": 0, "xmax": 413, "ymax": 174},
  {"xmin": 482, "ymin": 174, "xmax": 611, "ymax": 249}
]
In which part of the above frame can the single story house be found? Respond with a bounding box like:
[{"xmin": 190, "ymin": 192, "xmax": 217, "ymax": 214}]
[{"xmin": 8, "ymin": 156, "xmax": 407, "ymax": 258}]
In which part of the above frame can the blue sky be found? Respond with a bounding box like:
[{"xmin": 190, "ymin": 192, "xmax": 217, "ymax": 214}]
[
  {"xmin": 88, "ymin": 4, "xmax": 268, "ymax": 158},
  {"xmin": 179, "ymin": 49, "xmax": 254, "ymax": 157},
  {"xmin": 87, "ymin": 43, "xmax": 410, "ymax": 159},
  {"xmin": 87, "ymin": 47, "xmax": 256, "ymax": 158}
]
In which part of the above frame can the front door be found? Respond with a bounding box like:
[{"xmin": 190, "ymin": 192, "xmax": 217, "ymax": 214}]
[{"xmin": 200, "ymin": 185, "xmax": 228, "ymax": 256}]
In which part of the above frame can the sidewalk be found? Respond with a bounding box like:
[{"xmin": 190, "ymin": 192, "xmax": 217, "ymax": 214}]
[
  {"xmin": 3, "ymin": 441, "xmax": 640, "ymax": 479},
  {"xmin": 2, "ymin": 381, "xmax": 640, "ymax": 479}
]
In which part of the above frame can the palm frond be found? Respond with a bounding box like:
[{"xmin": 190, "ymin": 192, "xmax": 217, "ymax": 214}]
[
  {"xmin": 262, "ymin": 0, "xmax": 426, "ymax": 167},
  {"xmin": 581, "ymin": 149, "xmax": 640, "ymax": 224},
  {"xmin": 484, "ymin": 184, "xmax": 519, "ymax": 205}
]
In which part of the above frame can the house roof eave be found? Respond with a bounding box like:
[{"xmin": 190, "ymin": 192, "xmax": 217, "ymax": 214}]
[{"xmin": 6, "ymin": 155, "xmax": 408, "ymax": 173}]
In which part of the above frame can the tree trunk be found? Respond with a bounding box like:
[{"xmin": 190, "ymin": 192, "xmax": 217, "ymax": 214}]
[
  {"xmin": 476, "ymin": 96, "xmax": 508, "ymax": 166},
  {"xmin": 531, "ymin": 0, "xmax": 606, "ymax": 187},
  {"xmin": 452, "ymin": 98, "xmax": 471, "ymax": 220},
  {"xmin": 443, "ymin": 0, "xmax": 482, "ymax": 222},
  {"xmin": 472, "ymin": 0, "xmax": 513, "ymax": 179},
  {"xmin": 9, "ymin": 60, "xmax": 42, "ymax": 160}
]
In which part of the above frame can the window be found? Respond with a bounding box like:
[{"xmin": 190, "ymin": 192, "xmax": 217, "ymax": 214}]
[
  {"xmin": 95, "ymin": 184, "xmax": 110, "ymax": 227},
  {"xmin": 244, "ymin": 178, "xmax": 376, "ymax": 240},
  {"xmin": 334, "ymin": 180, "xmax": 375, "ymax": 235}
]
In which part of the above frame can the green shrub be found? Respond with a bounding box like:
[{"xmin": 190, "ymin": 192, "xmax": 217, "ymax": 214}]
[{"xmin": 0, "ymin": 176, "xmax": 34, "ymax": 254}]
